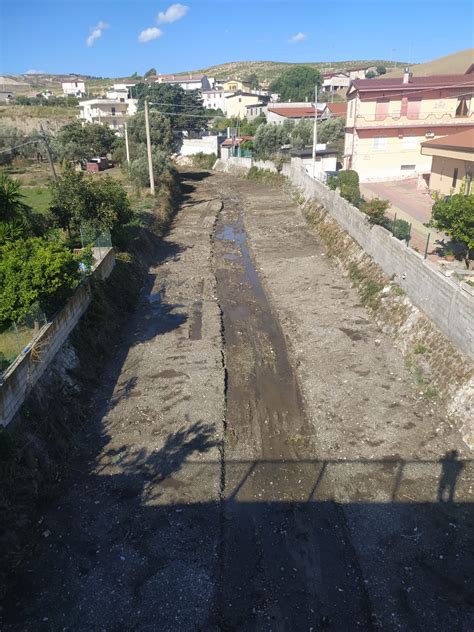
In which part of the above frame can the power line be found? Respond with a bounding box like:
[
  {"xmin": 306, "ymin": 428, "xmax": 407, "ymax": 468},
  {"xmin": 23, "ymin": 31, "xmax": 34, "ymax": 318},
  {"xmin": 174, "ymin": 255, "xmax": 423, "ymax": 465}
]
[{"xmin": 0, "ymin": 137, "xmax": 41, "ymax": 155}]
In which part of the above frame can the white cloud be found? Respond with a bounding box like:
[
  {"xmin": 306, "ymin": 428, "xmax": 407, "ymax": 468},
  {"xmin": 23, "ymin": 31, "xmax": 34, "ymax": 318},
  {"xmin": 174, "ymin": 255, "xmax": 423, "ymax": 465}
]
[
  {"xmin": 138, "ymin": 27, "xmax": 163, "ymax": 43},
  {"xmin": 157, "ymin": 3, "xmax": 189, "ymax": 24},
  {"xmin": 25, "ymin": 69, "xmax": 45, "ymax": 75},
  {"xmin": 86, "ymin": 21, "xmax": 109, "ymax": 47},
  {"xmin": 288, "ymin": 32, "xmax": 307, "ymax": 43}
]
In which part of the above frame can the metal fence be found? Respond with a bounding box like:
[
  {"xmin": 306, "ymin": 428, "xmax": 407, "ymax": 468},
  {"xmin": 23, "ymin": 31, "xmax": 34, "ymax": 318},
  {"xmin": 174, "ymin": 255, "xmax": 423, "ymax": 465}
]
[{"xmin": 0, "ymin": 303, "xmax": 47, "ymax": 375}]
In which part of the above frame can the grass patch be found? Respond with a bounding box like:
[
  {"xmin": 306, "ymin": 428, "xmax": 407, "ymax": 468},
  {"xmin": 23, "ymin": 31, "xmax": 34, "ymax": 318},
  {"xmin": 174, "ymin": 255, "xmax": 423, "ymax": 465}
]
[
  {"xmin": 414, "ymin": 344, "xmax": 428, "ymax": 355},
  {"xmin": 21, "ymin": 187, "xmax": 52, "ymax": 214},
  {"xmin": 246, "ymin": 166, "xmax": 285, "ymax": 186},
  {"xmin": 190, "ymin": 152, "xmax": 217, "ymax": 170}
]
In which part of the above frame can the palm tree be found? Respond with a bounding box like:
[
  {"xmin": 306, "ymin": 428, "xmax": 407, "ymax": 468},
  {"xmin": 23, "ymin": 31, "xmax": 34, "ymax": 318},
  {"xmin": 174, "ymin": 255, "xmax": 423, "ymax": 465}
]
[
  {"xmin": 0, "ymin": 174, "xmax": 32, "ymax": 244},
  {"xmin": 0, "ymin": 173, "xmax": 31, "ymax": 223}
]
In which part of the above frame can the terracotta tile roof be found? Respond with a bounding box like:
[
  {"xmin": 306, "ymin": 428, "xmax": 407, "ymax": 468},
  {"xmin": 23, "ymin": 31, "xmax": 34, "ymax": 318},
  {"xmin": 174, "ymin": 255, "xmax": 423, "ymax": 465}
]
[
  {"xmin": 325, "ymin": 102, "xmax": 347, "ymax": 116},
  {"xmin": 421, "ymin": 127, "xmax": 474, "ymax": 152},
  {"xmin": 221, "ymin": 135, "xmax": 253, "ymax": 147},
  {"xmin": 267, "ymin": 106, "xmax": 319, "ymax": 118},
  {"xmin": 352, "ymin": 74, "xmax": 474, "ymax": 93}
]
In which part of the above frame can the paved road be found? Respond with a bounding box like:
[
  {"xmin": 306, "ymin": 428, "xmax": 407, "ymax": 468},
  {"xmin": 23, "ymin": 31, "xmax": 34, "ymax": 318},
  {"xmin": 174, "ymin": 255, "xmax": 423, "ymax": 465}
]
[{"xmin": 3, "ymin": 170, "xmax": 473, "ymax": 631}]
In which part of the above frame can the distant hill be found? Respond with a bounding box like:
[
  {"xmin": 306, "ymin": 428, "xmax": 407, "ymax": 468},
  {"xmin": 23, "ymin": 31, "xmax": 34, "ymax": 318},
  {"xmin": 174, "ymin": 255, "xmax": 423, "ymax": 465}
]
[
  {"xmin": 178, "ymin": 60, "xmax": 403, "ymax": 83},
  {"xmin": 4, "ymin": 60, "xmax": 404, "ymax": 95},
  {"xmin": 383, "ymin": 48, "xmax": 474, "ymax": 77}
]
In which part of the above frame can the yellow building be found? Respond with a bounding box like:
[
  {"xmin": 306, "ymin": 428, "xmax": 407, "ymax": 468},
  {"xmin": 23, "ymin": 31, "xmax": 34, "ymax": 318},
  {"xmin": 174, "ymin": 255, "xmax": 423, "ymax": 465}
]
[
  {"xmin": 421, "ymin": 128, "xmax": 474, "ymax": 195},
  {"xmin": 344, "ymin": 67, "xmax": 474, "ymax": 181},
  {"xmin": 224, "ymin": 91, "xmax": 262, "ymax": 119},
  {"xmin": 222, "ymin": 79, "xmax": 251, "ymax": 92}
]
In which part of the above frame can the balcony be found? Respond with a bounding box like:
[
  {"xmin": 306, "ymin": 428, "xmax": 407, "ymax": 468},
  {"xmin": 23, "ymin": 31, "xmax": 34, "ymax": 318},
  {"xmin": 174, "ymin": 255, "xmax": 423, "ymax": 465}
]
[{"xmin": 353, "ymin": 111, "xmax": 474, "ymax": 130}]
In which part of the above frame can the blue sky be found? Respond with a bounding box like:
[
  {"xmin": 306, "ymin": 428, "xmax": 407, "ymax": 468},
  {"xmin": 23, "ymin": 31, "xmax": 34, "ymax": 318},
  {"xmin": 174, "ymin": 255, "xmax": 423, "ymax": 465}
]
[{"xmin": 1, "ymin": 0, "xmax": 473, "ymax": 77}]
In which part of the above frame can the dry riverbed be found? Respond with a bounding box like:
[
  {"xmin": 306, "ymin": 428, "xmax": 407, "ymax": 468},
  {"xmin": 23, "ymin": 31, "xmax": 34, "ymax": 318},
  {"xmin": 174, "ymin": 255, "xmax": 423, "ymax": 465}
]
[{"xmin": 2, "ymin": 170, "xmax": 473, "ymax": 631}]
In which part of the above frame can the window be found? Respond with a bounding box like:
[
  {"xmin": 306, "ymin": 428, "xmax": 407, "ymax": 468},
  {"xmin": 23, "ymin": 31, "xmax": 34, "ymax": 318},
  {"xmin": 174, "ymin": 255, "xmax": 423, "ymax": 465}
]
[
  {"xmin": 452, "ymin": 168, "xmax": 458, "ymax": 188},
  {"xmin": 400, "ymin": 97, "xmax": 408, "ymax": 117},
  {"xmin": 406, "ymin": 98, "xmax": 421, "ymax": 119},
  {"xmin": 111, "ymin": 107, "xmax": 116, "ymax": 115},
  {"xmin": 375, "ymin": 98, "xmax": 389, "ymax": 121},
  {"xmin": 455, "ymin": 97, "xmax": 470, "ymax": 117},
  {"xmin": 401, "ymin": 165, "xmax": 416, "ymax": 170},
  {"xmin": 373, "ymin": 137, "xmax": 388, "ymax": 150}
]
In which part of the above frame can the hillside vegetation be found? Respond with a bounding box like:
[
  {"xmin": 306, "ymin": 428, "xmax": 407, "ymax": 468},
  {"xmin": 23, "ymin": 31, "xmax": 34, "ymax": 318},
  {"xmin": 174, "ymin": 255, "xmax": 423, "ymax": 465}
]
[
  {"xmin": 185, "ymin": 60, "xmax": 402, "ymax": 83},
  {"xmin": 383, "ymin": 47, "xmax": 474, "ymax": 77}
]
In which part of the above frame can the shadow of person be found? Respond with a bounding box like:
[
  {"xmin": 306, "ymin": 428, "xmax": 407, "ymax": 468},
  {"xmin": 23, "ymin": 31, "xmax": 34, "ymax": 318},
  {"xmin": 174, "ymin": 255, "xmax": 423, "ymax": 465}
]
[{"xmin": 438, "ymin": 450, "xmax": 464, "ymax": 503}]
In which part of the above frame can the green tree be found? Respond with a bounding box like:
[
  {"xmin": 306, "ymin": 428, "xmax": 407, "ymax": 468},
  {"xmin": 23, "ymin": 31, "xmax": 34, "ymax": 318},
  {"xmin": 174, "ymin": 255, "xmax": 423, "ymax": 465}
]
[
  {"xmin": 129, "ymin": 147, "xmax": 174, "ymax": 188},
  {"xmin": 376, "ymin": 65, "xmax": 387, "ymax": 75},
  {"xmin": 318, "ymin": 117, "xmax": 345, "ymax": 144},
  {"xmin": 127, "ymin": 110, "xmax": 175, "ymax": 154},
  {"xmin": 244, "ymin": 72, "xmax": 260, "ymax": 90},
  {"xmin": 427, "ymin": 194, "xmax": 474, "ymax": 268},
  {"xmin": 0, "ymin": 237, "xmax": 82, "ymax": 323},
  {"xmin": 270, "ymin": 66, "xmax": 322, "ymax": 102},
  {"xmin": 54, "ymin": 121, "xmax": 118, "ymax": 162},
  {"xmin": 0, "ymin": 174, "xmax": 33, "ymax": 243},
  {"xmin": 290, "ymin": 120, "xmax": 313, "ymax": 149},
  {"xmin": 135, "ymin": 82, "xmax": 207, "ymax": 133},
  {"xmin": 49, "ymin": 165, "xmax": 131, "ymax": 237},
  {"xmin": 253, "ymin": 124, "xmax": 290, "ymax": 157},
  {"xmin": 365, "ymin": 71, "xmax": 377, "ymax": 79},
  {"xmin": 144, "ymin": 67, "xmax": 157, "ymax": 77}
]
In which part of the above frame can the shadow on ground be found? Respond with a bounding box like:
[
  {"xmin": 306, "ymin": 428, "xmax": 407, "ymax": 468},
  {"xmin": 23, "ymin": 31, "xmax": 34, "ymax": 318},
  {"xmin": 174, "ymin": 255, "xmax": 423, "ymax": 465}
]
[{"xmin": 2, "ymin": 419, "xmax": 473, "ymax": 631}]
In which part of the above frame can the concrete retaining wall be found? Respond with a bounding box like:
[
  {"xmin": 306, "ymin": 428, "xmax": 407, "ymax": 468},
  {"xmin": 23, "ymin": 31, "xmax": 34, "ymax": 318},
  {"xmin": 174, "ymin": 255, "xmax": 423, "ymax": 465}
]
[
  {"xmin": 0, "ymin": 248, "xmax": 116, "ymax": 427},
  {"xmin": 219, "ymin": 157, "xmax": 474, "ymax": 362}
]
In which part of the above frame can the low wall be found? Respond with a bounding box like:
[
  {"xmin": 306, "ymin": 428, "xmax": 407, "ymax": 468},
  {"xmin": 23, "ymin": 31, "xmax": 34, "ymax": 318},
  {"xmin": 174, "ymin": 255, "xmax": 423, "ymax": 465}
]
[
  {"xmin": 0, "ymin": 248, "xmax": 116, "ymax": 427},
  {"xmin": 180, "ymin": 136, "xmax": 220, "ymax": 156},
  {"xmin": 215, "ymin": 157, "xmax": 278, "ymax": 173},
  {"xmin": 219, "ymin": 157, "xmax": 474, "ymax": 362}
]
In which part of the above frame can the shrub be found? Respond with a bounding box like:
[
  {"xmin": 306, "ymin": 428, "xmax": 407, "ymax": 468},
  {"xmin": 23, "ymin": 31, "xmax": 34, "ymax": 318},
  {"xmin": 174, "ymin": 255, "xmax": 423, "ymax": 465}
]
[
  {"xmin": 361, "ymin": 197, "xmax": 389, "ymax": 225},
  {"xmin": 190, "ymin": 152, "xmax": 217, "ymax": 170},
  {"xmin": 392, "ymin": 218, "xmax": 411, "ymax": 241},
  {"xmin": 0, "ymin": 238, "xmax": 83, "ymax": 324}
]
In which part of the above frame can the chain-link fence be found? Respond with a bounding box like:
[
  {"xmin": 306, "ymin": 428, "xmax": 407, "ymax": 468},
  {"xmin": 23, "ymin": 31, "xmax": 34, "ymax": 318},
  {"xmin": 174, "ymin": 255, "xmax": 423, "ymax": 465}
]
[{"xmin": 0, "ymin": 303, "xmax": 47, "ymax": 375}]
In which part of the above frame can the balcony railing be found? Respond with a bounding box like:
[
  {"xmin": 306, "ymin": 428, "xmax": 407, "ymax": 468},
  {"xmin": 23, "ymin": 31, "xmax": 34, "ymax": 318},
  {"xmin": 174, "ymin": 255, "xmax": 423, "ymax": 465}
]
[{"xmin": 353, "ymin": 111, "xmax": 474, "ymax": 128}]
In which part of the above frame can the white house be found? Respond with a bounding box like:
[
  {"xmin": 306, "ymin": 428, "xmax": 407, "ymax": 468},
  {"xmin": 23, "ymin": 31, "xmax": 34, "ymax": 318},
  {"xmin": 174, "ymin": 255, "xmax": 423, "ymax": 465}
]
[
  {"xmin": 62, "ymin": 80, "xmax": 86, "ymax": 97},
  {"xmin": 201, "ymin": 89, "xmax": 236, "ymax": 114},
  {"xmin": 78, "ymin": 99, "xmax": 134, "ymax": 131},
  {"xmin": 155, "ymin": 73, "xmax": 215, "ymax": 91},
  {"xmin": 290, "ymin": 148, "xmax": 338, "ymax": 180},
  {"xmin": 322, "ymin": 72, "xmax": 350, "ymax": 93}
]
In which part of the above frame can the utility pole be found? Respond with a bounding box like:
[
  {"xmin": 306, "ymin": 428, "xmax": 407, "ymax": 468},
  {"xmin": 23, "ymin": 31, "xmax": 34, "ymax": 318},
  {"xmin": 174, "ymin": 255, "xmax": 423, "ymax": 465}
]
[
  {"xmin": 124, "ymin": 122, "xmax": 130, "ymax": 164},
  {"xmin": 312, "ymin": 84, "xmax": 318, "ymax": 179},
  {"xmin": 144, "ymin": 99, "xmax": 155, "ymax": 195},
  {"xmin": 39, "ymin": 124, "xmax": 57, "ymax": 181}
]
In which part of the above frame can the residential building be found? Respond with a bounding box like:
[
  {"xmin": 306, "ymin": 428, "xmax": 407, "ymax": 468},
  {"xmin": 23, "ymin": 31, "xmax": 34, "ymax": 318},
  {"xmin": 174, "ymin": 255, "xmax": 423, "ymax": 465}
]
[
  {"xmin": 246, "ymin": 102, "xmax": 268, "ymax": 121},
  {"xmin": 421, "ymin": 128, "xmax": 474, "ymax": 195},
  {"xmin": 322, "ymin": 72, "xmax": 350, "ymax": 93},
  {"xmin": 201, "ymin": 89, "xmax": 236, "ymax": 113},
  {"xmin": 221, "ymin": 79, "xmax": 251, "ymax": 92},
  {"xmin": 266, "ymin": 103, "xmax": 324, "ymax": 125},
  {"xmin": 78, "ymin": 99, "xmax": 132, "ymax": 131},
  {"xmin": 320, "ymin": 102, "xmax": 347, "ymax": 120},
  {"xmin": 344, "ymin": 67, "xmax": 474, "ymax": 181},
  {"xmin": 290, "ymin": 147, "xmax": 338, "ymax": 179},
  {"xmin": 0, "ymin": 91, "xmax": 14, "ymax": 103},
  {"xmin": 62, "ymin": 80, "xmax": 86, "ymax": 97},
  {"xmin": 154, "ymin": 73, "xmax": 214, "ymax": 91},
  {"xmin": 225, "ymin": 92, "xmax": 267, "ymax": 119},
  {"xmin": 220, "ymin": 135, "xmax": 253, "ymax": 159},
  {"xmin": 347, "ymin": 66, "xmax": 378, "ymax": 80}
]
